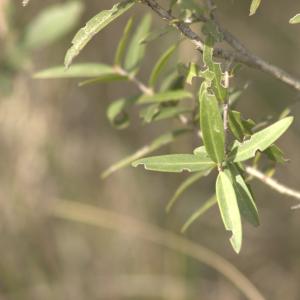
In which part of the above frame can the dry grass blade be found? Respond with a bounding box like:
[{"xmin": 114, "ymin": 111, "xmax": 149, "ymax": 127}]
[{"xmin": 52, "ymin": 200, "xmax": 265, "ymax": 300}]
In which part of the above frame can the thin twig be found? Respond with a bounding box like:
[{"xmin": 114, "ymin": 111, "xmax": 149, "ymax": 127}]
[
  {"xmin": 115, "ymin": 66, "xmax": 153, "ymax": 95},
  {"xmin": 291, "ymin": 204, "xmax": 300, "ymax": 210},
  {"xmin": 142, "ymin": 0, "xmax": 300, "ymax": 91},
  {"xmin": 245, "ymin": 166, "xmax": 300, "ymax": 205},
  {"xmin": 213, "ymin": 18, "xmax": 300, "ymax": 91}
]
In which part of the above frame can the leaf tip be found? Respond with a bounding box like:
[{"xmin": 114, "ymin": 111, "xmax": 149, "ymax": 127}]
[
  {"xmin": 289, "ymin": 14, "xmax": 300, "ymax": 24},
  {"xmin": 230, "ymin": 235, "xmax": 242, "ymax": 254}
]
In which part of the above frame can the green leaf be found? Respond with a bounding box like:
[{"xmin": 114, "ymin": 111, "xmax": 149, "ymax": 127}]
[
  {"xmin": 229, "ymin": 110, "xmax": 253, "ymax": 141},
  {"xmin": 249, "ymin": 0, "xmax": 261, "ymax": 16},
  {"xmin": 202, "ymin": 20, "xmax": 223, "ymax": 43},
  {"xmin": 133, "ymin": 153, "xmax": 216, "ymax": 173},
  {"xmin": 101, "ymin": 129, "xmax": 190, "ymax": 178},
  {"xmin": 193, "ymin": 145, "xmax": 210, "ymax": 157},
  {"xmin": 159, "ymin": 69, "xmax": 185, "ymax": 92},
  {"xmin": 166, "ymin": 171, "xmax": 211, "ymax": 213},
  {"xmin": 34, "ymin": 63, "xmax": 117, "ymax": 79},
  {"xmin": 124, "ymin": 14, "xmax": 152, "ymax": 73},
  {"xmin": 139, "ymin": 26, "xmax": 174, "ymax": 44},
  {"xmin": 78, "ymin": 74, "xmax": 127, "ymax": 86},
  {"xmin": 203, "ymin": 40, "xmax": 227, "ymax": 102},
  {"xmin": 179, "ymin": 0, "xmax": 205, "ymax": 16},
  {"xmin": 181, "ymin": 195, "xmax": 217, "ymax": 233},
  {"xmin": 139, "ymin": 104, "xmax": 160, "ymax": 123},
  {"xmin": 199, "ymin": 82, "xmax": 225, "ymax": 164},
  {"xmin": 289, "ymin": 13, "xmax": 300, "ymax": 24},
  {"xmin": 186, "ymin": 63, "xmax": 198, "ymax": 85},
  {"xmin": 230, "ymin": 117, "xmax": 293, "ymax": 162},
  {"xmin": 64, "ymin": 0, "xmax": 135, "ymax": 68},
  {"xmin": 114, "ymin": 18, "xmax": 134, "ymax": 66},
  {"xmin": 264, "ymin": 144, "xmax": 286, "ymax": 164},
  {"xmin": 137, "ymin": 90, "xmax": 193, "ymax": 104},
  {"xmin": 24, "ymin": 1, "xmax": 83, "ymax": 50},
  {"xmin": 106, "ymin": 95, "xmax": 139, "ymax": 129},
  {"xmin": 152, "ymin": 106, "xmax": 192, "ymax": 122},
  {"xmin": 226, "ymin": 165, "xmax": 259, "ymax": 227},
  {"xmin": 149, "ymin": 44, "xmax": 177, "ymax": 87},
  {"xmin": 216, "ymin": 171, "xmax": 242, "ymax": 253}
]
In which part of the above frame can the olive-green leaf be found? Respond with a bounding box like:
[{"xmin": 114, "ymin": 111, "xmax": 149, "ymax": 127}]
[
  {"xmin": 114, "ymin": 18, "xmax": 134, "ymax": 66},
  {"xmin": 228, "ymin": 110, "xmax": 253, "ymax": 141},
  {"xmin": 138, "ymin": 90, "xmax": 193, "ymax": 104},
  {"xmin": 139, "ymin": 104, "xmax": 160, "ymax": 123},
  {"xmin": 132, "ymin": 153, "xmax": 216, "ymax": 173},
  {"xmin": 152, "ymin": 106, "xmax": 192, "ymax": 122},
  {"xmin": 166, "ymin": 170, "xmax": 212, "ymax": 213},
  {"xmin": 24, "ymin": 1, "xmax": 83, "ymax": 50},
  {"xmin": 181, "ymin": 195, "xmax": 217, "ymax": 233},
  {"xmin": 140, "ymin": 26, "xmax": 174, "ymax": 44},
  {"xmin": 64, "ymin": 0, "xmax": 135, "ymax": 68},
  {"xmin": 78, "ymin": 74, "xmax": 128, "ymax": 86},
  {"xmin": 203, "ymin": 41, "xmax": 227, "ymax": 102},
  {"xmin": 101, "ymin": 129, "xmax": 190, "ymax": 178},
  {"xmin": 159, "ymin": 70, "xmax": 185, "ymax": 92},
  {"xmin": 249, "ymin": 0, "xmax": 261, "ymax": 16},
  {"xmin": 139, "ymin": 105, "xmax": 191, "ymax": 124},
  {"xmin": 230, "ymin": 117, "xmax": 293, "ymax": 162},
  {"xmin": 106, "ymin": 95, "xmax": 139, "ymax": 129},
  {"xmin": 264, "ymin": 144, "xmax": 286, "ymax": 163},
  {"xmin": 289, "ymin": 14, "xmax": 300, "ymax": 24},
  {"xmin": 199, "ymin": 83, "xmax": 225, "ymax": 164},
  {"xmin": 216, "ymin": 171, "xmax": 242, "ymax": 254},
  {"xmin": 34, "ymin": 63, "xmax": 117, "ymax": 79},
  {"xmin": 124, "ymin": 14, "xmax": 152, "ymax": 73},
  {"xmin": 186, "ymin": 62, "xmax": 199, "ymax": 85},
  {"xmin": 149, "ymin": 44, "xmax": 177, "ymax": 87},
  {"xmin": 226, "ymin": 165, "xmax": 259, "ymax": 227}
]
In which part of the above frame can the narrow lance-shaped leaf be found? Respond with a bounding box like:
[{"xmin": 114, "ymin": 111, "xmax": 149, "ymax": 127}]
[
  {"xmin": 229, "ymin": 117, "xmax": 293, "ymax": 162},
  {"xmin": 78, "ymin": 74, "xmax": 128, "ymax": 86},
  {"xmin": 132, "ymin": 153, "xmax": 216, "ymax": 173},
  {"xmin": 216, "ymin": 171, "xmax": 242, "ymax": 253},
  {"xmin": 226, "ymin": 165, "xmax": 259, "ymax": 227},
  {"xmin": 139, "ymin": 104, "xmax": 160, "ymax": 123},
  {"xmin": 140, "ymin": 26, "xmax": 174, "ymax": 44},
  {"xmin": 159, "ymin": 69, "xmax": 185, "ymax": 92},
  {"xmin": 65, "ymin": 0, "xmax": 135, "ymax": 68},
  {"xmin": 228, "ymin": 110, "xmax": 253, "ymax": 141},
  {"xmin": 124, "ymin": 14, "xmax": 152, "ymax": 73},
  {"xmin": 181, "ymin": 195, "xmax": 217, "ymax": 233},
  {"xmin": 101, "ymin": 129, "xmax": 191, "ymax": 178},
  {"xmin": 264, "ymin": 144, "xmax": 286, "ymax": 163},
  {"xmin": 106, "ymin": 95, "xmax": 139, "ymax": 129},
  {"xmin": 149, "ymin": 44, "xmax": 177, "ymax": 87},
  {"xmin": 24, "ymin": 1, "xmax": 83, "ymax": 50},
  {"xmin": 151, "ymin": 106, "xmax": 192, "ymax": 123},
  {"xmin": 202, "ymin": 39, "xmax": 227, "ymax": 102},
  {"xmin": 289, "ymin": 14, "xmax": 300, "ymax": 24},
  {"xmin": 249, "ymin": 0, "xmax": 262, "ymax": 16},
  {"xmin": 166, "ymin": 170, "xmax": 211, "ymax": 213},
  {"xmin": 34, "ymin": 63, "xmax": 118, "ymax": 79},
  {"xmin": 199, "ymin": 82, "xmax": 225, "ymax": 164},
  {"xmin": 114, "ymin": 18, "xmax": 134, "ymax": 66},
  {"xmin": 137, "ymin": 90, "xmax": 193, "ymax": 104}
]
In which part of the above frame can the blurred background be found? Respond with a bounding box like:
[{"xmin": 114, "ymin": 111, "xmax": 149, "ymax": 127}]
[{"xmin": 0, "ymin": 0, "xmax": 300, "ymax": 299}]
